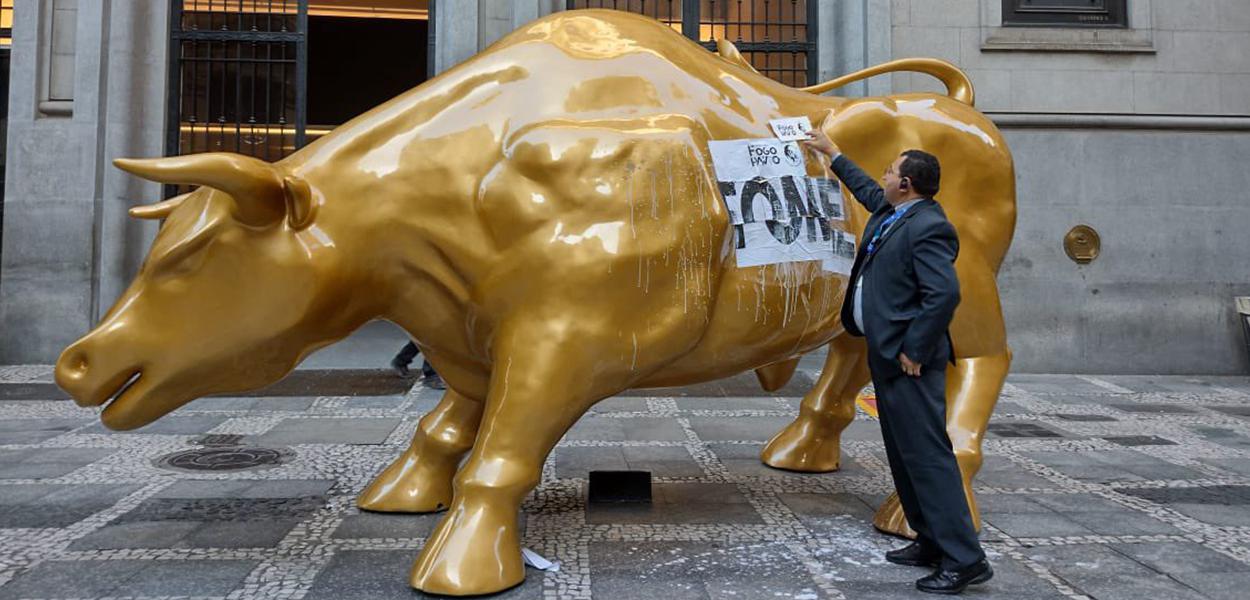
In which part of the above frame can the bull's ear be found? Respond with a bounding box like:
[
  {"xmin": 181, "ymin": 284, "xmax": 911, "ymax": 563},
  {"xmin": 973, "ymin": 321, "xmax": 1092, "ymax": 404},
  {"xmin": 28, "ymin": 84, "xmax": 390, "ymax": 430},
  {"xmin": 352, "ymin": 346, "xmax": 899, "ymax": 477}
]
[
  {"xmin": 114, "ymin": 153, "xmax": 285, "ymax": 227},
  {"xmin": 283, "ymin": 176, "xmax": 317, "ymax": 230},
  {"xmin": 717, "ymin": 39, "xmax": 760, "ymax": 76}
]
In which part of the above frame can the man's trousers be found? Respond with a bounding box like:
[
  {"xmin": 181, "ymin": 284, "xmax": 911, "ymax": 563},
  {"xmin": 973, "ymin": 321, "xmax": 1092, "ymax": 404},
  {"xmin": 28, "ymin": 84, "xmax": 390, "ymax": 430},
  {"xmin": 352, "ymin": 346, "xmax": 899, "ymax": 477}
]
[{"xmin": 874, "ymin": 365, "xmax": 984, "ymax": 570}]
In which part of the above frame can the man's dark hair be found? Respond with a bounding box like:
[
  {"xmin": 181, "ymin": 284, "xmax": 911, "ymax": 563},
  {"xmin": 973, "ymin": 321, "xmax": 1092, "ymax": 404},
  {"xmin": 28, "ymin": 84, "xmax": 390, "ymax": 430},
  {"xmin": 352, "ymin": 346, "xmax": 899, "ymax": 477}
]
[{"xmin": 899, "ymin": 149, "xmax": 941, "ymax": 197}]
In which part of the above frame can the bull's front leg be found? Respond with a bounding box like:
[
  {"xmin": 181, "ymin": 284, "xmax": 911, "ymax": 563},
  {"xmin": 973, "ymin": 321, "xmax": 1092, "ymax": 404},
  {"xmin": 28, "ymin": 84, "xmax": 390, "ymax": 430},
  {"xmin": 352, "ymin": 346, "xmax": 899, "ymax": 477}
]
[
  {"xmin": 409, "ymin": 326, "xmax": 601, "ymax": 596},
  {"xmin": 358, "ymin": 388, "xmax": 483, "ymax": 513},
  {"xmin": 761, "ymin": 335, "xmax": 870, "ymax": 472}
]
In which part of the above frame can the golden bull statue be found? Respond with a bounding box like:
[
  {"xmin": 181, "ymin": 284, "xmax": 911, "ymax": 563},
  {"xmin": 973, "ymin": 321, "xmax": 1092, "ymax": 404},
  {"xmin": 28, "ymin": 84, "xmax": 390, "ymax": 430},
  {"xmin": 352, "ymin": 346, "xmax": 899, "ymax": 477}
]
[{"xmin": 55, "ymin": 10, "xmax": 1014, "ymax": 596}]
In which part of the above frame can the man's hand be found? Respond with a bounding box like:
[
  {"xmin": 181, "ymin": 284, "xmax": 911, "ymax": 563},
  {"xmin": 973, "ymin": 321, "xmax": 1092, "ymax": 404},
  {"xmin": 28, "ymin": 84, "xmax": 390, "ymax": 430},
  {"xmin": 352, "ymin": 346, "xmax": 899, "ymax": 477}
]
[
  {"xmin": 800, "ymin": 129, "xmax": 840, "ymax": 160},
  {"xmin": 899, "ymin": 352, "xmax": 922, "ymax": 377}
]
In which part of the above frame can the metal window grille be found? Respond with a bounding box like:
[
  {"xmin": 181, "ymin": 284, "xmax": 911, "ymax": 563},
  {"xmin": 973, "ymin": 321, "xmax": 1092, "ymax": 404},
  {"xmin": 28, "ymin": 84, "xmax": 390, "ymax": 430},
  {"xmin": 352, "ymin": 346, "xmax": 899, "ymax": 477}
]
[
  {"xmin": 1003, "ymin": 0, "xmax": 1128, "ymax": 28},
  {"xmin": 0, "ymin": 0, "xmax": 12, "ymax": 47},
  {"xmin": 1, "ymin": 0, "xmax": 9, "ymax": 236},
  {"xmin": 165, "ymin": 0, "xmax": 309, "ymax": 168},
  {"xmin": 567, "ymin": 0, "xmax": 817, "ymax": 87}
]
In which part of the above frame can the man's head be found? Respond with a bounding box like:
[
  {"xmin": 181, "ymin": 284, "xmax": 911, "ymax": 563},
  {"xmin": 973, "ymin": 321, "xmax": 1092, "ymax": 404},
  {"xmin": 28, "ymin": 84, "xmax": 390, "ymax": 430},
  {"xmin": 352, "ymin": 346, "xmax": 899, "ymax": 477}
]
[{"xmin": 883, "ymin": 149, "xmax": 941, "ymax": 205}]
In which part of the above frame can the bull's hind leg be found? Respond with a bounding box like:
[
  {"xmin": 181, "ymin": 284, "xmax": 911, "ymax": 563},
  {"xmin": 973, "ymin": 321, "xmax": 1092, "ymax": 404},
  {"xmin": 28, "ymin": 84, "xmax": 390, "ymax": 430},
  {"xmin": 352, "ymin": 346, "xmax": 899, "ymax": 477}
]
[
  {"xmin": 761, "ymin": 335, "xmax": 871, "ymax": 472},
  {"xmin": 358, "ymin": 388, "xmax": 483, "ymax": 513},
  {"xmin": 872, "ymin": 350, "xmax": 1011, "ymax": 537}
]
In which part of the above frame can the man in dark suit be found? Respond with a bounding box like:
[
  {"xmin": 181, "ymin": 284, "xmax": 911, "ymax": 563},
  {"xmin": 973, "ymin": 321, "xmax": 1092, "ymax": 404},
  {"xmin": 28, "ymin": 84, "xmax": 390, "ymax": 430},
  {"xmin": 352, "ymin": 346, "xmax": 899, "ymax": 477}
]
[{"xmin": 802, "ymin": 129, "xmax": 992, "ymax": 595}]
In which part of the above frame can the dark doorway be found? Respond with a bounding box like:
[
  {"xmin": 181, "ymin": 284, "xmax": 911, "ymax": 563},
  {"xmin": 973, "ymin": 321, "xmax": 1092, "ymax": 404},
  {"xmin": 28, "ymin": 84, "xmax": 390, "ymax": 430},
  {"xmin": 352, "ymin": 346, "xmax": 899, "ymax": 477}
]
[
  {"xmin": 308, "ymin": 16, "xmax": 428, "ymax": 128},
  {"xmin": 166, "ymin": 1, "xmax": 431, "ymax": 166},
  {"xmin": 1, "ymin": 0, "xmax": 11, "ymax": 258},
  {"xmin": 1, "ymin": 47, "xmax": 9, "ymax": 204}
]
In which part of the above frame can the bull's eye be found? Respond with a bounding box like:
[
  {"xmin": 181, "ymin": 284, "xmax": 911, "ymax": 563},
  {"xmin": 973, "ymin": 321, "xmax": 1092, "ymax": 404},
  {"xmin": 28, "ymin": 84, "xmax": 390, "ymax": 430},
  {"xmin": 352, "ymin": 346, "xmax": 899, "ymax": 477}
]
[{"xmin": 150, "ymin": 231, "xmax": 215, "ymax": 278}]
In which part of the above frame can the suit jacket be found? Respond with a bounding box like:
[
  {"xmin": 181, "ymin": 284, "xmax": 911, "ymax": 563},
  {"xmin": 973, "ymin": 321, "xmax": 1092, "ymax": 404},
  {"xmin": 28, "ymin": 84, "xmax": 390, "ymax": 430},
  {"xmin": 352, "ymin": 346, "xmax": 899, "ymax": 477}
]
[{"xmin": 831, "ymin": 154, "xmax": 960, "ymax": 379}]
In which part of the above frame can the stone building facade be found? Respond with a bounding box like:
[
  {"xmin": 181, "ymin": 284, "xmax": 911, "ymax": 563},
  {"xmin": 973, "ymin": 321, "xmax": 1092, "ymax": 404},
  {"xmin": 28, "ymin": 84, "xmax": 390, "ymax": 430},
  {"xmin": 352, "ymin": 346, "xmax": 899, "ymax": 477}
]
[{"xmin": 888, "ymin": 0, "xmax": 1250, "ymax": 373}]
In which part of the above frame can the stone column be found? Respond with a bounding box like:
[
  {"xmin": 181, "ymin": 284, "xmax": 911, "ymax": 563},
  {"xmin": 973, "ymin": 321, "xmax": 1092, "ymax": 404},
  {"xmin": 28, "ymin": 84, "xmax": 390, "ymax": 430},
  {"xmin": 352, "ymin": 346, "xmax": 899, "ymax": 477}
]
[
  {"xmin": 475, "ymin": 0, "xmax": 562, "ymax": 53},
  {"xmin": 0, "ymin": 0, "xmax": 168, "ymax": 363},
  {"xmin": 95, "ymin": 1, "xmax": 172, "ymax": 324},
  {"xmin": 825, "ymin": 0, "xmax": 893, "ymax": 98},
  {"xmin": 478, "ymin": 0, "xmax": 512, "ymax": 50},
  {"xmin": 433, "ymin": 1, "xmax": 479, "ymax": 74},
  {"xmin": 434, "ymin": 0, "xmax": 566, "ymax": 73}
]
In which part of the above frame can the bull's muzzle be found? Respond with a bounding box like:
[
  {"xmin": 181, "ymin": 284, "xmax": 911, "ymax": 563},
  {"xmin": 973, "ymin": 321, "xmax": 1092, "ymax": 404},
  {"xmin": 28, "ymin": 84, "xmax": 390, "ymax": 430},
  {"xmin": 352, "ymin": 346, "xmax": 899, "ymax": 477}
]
[{"xmin": 55, "ymin": 335, "xmax": 142, "ymax": 410}]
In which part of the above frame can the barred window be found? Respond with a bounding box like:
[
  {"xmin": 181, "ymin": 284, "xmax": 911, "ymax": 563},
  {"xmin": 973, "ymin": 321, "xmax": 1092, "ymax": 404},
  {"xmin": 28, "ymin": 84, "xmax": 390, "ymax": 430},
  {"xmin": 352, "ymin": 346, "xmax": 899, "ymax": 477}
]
[
  {"xmin": 1003, "ymin": 0, "xmax": 1128, "ymax": 28},
  {"xmin": 168, "ymin": 0, "xmax": 308, "ymax": 163}
]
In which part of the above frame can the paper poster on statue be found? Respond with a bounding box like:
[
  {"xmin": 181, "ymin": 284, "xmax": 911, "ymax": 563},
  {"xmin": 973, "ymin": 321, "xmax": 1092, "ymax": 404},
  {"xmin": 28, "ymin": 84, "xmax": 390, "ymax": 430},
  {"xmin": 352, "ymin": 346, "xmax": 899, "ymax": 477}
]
[
  {"xmin": 808, "ymin": 177, "xmax": 845, "ymax": 221},
  {"xmin": 708, "ymin": 138, "xmax": 853, "ymax": 273},
  {"xmin": 822, "ymin": 230, "xmax": 857, "ymax": 274},
  {"xmin": 708, "ymin": 138, "xmax": 808, "ymax": 181}
]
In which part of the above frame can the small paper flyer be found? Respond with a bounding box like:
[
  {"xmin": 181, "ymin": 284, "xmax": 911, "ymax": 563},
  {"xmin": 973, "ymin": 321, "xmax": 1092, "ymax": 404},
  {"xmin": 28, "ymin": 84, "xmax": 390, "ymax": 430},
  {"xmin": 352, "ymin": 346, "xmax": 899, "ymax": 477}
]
[{"xmin": 768, "ymin": 116, "xmax": 813, "ymax": 141}]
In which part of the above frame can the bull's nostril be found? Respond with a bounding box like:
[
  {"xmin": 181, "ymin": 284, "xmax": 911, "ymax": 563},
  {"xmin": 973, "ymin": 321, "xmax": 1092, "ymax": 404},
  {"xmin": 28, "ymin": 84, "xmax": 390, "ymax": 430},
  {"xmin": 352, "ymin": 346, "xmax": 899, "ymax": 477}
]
[{"xmin": 63, "ymin": 352, "xmax": 89, "ymax": 377}]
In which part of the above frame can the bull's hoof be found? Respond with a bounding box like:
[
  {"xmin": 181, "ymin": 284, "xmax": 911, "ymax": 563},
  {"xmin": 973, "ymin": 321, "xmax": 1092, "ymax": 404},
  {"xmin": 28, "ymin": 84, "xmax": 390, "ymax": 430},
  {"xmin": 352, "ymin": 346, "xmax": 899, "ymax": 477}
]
[
  {"xmin": 872, "ymin": 492, "xmax": 917, "ymax": 539},
  {"xmin": 410, "ymin": 499, "xmax": 525, "ymax": 596},
  {"xmin": 357, "ymin": 451, "xmax": 455, "ymax": 513},
  {"xmin": 760, "ymin": 417, "xmax": 841, "ymax": 472}
]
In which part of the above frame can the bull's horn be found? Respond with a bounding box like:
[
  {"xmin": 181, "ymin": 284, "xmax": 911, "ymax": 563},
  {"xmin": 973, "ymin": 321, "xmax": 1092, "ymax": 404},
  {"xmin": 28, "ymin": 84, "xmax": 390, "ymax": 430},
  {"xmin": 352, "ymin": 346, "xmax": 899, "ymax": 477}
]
[
  {"xmin": 128, "ymin": 193, "xmax": 189, "ymax": 220},
  {"xmin": 114, "ymin": 153, "xmax": 285, "ymax": 226}
]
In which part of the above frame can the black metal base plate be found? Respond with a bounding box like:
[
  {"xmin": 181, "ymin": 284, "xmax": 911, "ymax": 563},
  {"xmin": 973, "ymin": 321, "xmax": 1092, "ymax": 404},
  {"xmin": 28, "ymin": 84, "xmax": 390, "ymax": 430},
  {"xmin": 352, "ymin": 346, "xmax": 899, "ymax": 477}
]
[{"xmin": 588, "ymin": 470, "xmax": 652, "ymax": 504}]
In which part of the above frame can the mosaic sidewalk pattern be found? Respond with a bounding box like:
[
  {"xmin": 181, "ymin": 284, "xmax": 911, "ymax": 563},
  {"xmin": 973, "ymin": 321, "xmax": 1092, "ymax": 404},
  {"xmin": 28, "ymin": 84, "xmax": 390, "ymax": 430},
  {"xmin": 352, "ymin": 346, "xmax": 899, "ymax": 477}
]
[{"xmin": 1, "ymin": 366, "xmax": 1249, "ymax": 599}]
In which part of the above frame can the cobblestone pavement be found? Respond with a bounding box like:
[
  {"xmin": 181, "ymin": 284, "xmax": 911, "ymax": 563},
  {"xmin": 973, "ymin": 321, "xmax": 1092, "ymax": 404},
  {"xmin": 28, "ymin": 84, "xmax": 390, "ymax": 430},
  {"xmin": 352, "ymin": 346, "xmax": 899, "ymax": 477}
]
[{"xmin": 1, "ymin": 364, "xmax": 1249, "ymax": 599}]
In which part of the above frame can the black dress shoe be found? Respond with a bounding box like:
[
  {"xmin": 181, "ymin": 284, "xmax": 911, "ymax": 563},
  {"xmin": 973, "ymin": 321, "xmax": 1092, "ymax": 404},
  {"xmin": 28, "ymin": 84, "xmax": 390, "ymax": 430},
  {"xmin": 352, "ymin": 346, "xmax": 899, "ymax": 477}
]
[
  {"xmin": 886, "ymin": 542, "xmax": 941, "ymax": 567},
  {"xmin": 423, "ymin": 373, "xmax": 447, "ymax": 390},
  {"xmin": 390, "ymin": 357, "xmax": 413, "ymax": 379},
  {"xmin": 916, "ymin": 558, "xmax": 993, "ymax": 595}
]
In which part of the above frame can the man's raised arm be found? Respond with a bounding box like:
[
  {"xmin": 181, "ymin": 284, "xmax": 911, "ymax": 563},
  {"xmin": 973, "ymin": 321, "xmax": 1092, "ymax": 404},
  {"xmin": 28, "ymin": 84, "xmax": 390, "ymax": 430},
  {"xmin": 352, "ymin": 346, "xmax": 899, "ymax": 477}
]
[
  {"xmin": 801, "ymin": 128, "xmax": 888, "ymax": 214},
  {"xmin": 829, "ymin": 155, "xmax": 888, "ymax": 215}
]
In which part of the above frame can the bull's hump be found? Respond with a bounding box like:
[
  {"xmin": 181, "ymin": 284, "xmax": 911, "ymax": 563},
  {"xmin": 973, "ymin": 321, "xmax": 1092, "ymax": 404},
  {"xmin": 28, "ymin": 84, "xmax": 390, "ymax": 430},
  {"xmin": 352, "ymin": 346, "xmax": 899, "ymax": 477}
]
[
  {"xmin": 517, "ymin": 10, "xmax": 692, "ymax": 61},
  {"xmin": 509, "ymin": 11, "xmax": 768, "ymax": 96}
]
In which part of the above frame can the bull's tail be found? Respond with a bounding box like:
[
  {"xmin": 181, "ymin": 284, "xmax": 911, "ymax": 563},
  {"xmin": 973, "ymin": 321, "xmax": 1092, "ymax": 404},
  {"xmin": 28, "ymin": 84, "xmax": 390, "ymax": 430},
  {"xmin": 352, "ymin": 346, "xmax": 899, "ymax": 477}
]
[
  {"xmin": 716, "ymin": 40, "xmax": 975, "ymax": 107},
  {"xmin": 799, "ymin": 58, "xmax": 976, "ymax": 106}
]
